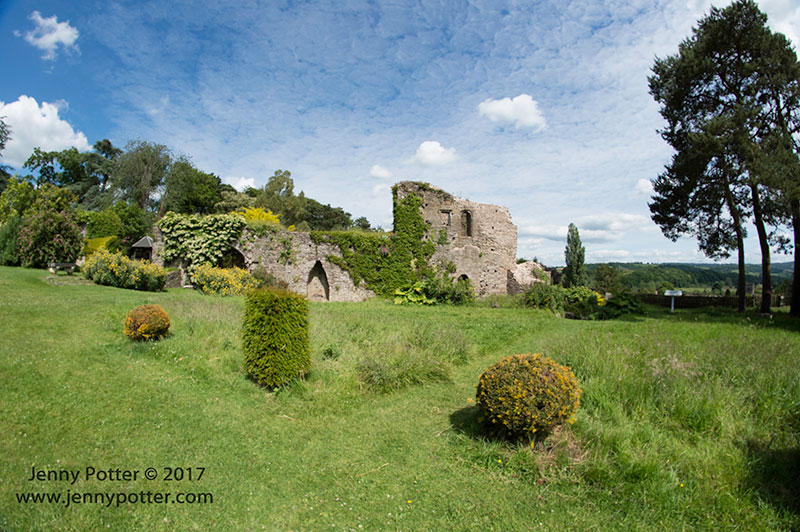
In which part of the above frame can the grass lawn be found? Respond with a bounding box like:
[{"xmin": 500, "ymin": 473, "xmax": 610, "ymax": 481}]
[{"xmin": 0, "ymin": 265, "xmax": 798, "ymax": 531}]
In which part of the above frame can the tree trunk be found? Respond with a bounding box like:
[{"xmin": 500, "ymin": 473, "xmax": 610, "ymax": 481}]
[
  {"xmin": 725, "ymin": 181, "xmax": 747, "ymax": 312},
  {"xmin": 791, "ymin": 199, "xmax": 800, "ymax": 316},
  {"xmin": 750, "ymin": 183, "xmax": 772, "ymax": 313}
]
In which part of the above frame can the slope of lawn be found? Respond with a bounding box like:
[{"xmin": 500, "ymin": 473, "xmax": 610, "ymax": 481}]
[{"xmin": 0, "ymin": 265, "xmax": 798, "ymax": 531}]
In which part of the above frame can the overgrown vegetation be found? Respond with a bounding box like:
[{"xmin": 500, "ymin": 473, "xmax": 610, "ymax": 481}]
[
  {"xmin": 158, "ymin": 212, "xmax": 246, "ymax": 275},
  {"xmin": 311, "ymin": 189, "xmax": 436, "ymax": 295}
]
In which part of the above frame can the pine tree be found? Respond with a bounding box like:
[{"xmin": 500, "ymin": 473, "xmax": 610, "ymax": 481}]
[{"xmin": 563, "ymin": 223, "xmax": 586, "ymax": 288}]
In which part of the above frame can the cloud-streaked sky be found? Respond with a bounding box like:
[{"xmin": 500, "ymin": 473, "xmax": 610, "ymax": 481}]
[{"xmin": 1, "ymin": 0, "xmax": 798, "ymax": 266}]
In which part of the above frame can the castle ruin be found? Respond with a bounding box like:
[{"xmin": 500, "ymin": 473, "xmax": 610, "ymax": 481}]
[{"xmin": 157, "ymin": 181, "xmax": 544, "ymax": 300}]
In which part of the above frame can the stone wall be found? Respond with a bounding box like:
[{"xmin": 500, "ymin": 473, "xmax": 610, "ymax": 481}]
[
  {"xmin": 234, "ymin": 230, "xmax": 374, "ymax": 302},
  {"xmin": 393, "ymin": 181, "xmax": 518, "ymax": 296}
]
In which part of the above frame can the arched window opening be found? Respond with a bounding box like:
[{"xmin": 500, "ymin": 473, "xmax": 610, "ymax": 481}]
[
  {"xmin": 218, "ymin": 248, "xmax": 246, "ymax": 269},
  {"xmin": 460, "ymin": 210, "xmax": 472, "ymax": 237}
]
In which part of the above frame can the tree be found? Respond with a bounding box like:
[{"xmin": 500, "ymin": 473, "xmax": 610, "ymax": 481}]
[
  {"xmin": 592, "ymin": 264, "xmax": 621, "ymax": 294},
  {"xmin": 563, "ymin": 223, "xmax": 586, "ymax": 287},
  {"xmin": 22, "ymin": 140, "xmax": 122, "ymax": 209},
  {"xmin": 162, "ymin": 157, "xmax": 223, "ymax": 215},
  {"xmin": 0, "ymin": 177, "xmax": 36, "ymax": 223},
  {"xmin": 0, "ymin": 117, "xmax": 11, "ymax": 193},
  {"xmin": 648, "ymin": 0, "xmax": 798, "ymax": 312},
  {"xmin": 112, "ymin": 140, "xmax": 171, "ymax": 211}
]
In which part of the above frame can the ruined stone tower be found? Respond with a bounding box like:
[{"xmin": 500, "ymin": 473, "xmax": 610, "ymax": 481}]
[{"xmin": 393, "ymin": 181, "xmax": 518, "ymax": 296}]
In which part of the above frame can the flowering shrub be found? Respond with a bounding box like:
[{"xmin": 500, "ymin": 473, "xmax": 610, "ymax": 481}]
[
  {"xmin": 476, "ymin": 353, "xmax": 581, "ymax": 441},
  {"xmin": 234, "ymin": 206, "xmax": 281, "ymax": 224},
  {"xmin": 191, "ymin": 263, "xmax": 260, "ymax": 296},
  {"xmin": 16, "ymin": 208, "xmax": 83, "ymax": 268},
  {"xmin": 124, "ymin": 304, "xmax": 170, "ymax": 341},
  {"xmin": 83, "ymin": 248, "xmax": 165, "ymax": 291},
  {"xmin": 564, "ymin": 286, "xmax": 603, "ymax": 319}
]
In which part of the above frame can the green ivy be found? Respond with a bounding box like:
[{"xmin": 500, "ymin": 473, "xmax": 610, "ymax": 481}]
[
  {"xmin": 158, "ymin": 212, "xmax": 246, "ymax": 275},
  {"xmin": 310, "ymin": 191, "xmax": 436, "ymax": 295}
]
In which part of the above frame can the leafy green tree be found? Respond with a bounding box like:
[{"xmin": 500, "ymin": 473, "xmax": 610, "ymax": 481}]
[
  {"xmin": 353, "ymin": 216, "xmax": 371, "ymax": 231},
  {"xmin": 563, "ymin": 223, "xmax": 586, "ymax": 288},
  {"xmin": 592, "ymin": 264, "xmax": 621, "ymax": 294},
  {"xmin": 162, "ymin": 157, "xmax": 223, "ymax": 215},
  {"xmin": 0, "ymin": 177, "xmax": 36, "ymax": 223},
  {"xmin": 112, "ymin": 140, "xmax": 172, "ymax": 211},
  {"xmin": 304, "ymin": 198, "xmax": 352, "ymax": 230},
  {"xmin": 0, "ymin": 117, "xmax": 11, "ymax": 193},
  {"xmin": 21, "ymin": 140, "xmax": 122, "ymax": 209}
]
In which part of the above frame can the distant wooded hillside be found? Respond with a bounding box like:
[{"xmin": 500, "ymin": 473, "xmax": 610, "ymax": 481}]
[{"xmin": 585, "ymin": 262, "xmax": 794, "ymax": 294}]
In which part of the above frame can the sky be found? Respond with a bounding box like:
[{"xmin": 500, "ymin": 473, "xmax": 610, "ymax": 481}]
[{"xmin": 1, "ymin": 0, "xmax": 799, "ymax": 266}]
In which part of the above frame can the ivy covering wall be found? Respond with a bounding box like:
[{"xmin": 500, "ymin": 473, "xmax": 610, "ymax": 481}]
[
  {"xmin": 310, "ymin": 188, "xmax": 435, "ymax": 295},
  {"xmin": 158, "ymin": 212, "xmax": 246, "ymax": 274}
]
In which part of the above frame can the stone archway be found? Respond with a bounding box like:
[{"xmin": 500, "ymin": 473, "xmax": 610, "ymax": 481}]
[
  {"xmin": 307, "ymin": 260, "xmax": 330, "ymax": 301},
  {"xmin": 218, "ymin": 247, "xmax": 247, "ymax": 269}
]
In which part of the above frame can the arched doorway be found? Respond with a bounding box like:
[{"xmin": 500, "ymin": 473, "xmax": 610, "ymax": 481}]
[{"xmin": 307, "ymin": 261, "xmax": 330, "ymax": 301}]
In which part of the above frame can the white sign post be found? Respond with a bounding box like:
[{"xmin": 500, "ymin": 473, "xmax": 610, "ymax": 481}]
[{"xmin": 664, "ymin": 290, "xmax": 683, "ymax": 313}]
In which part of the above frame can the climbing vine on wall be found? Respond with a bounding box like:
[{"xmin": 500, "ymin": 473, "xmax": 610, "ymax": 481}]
[
  {"xmin": 310, "ymin": 189, "xmax": 436, "ymax": 295},
  {"xmin": 158, "ymin": 212, "xmax": 246, "ymax": 274}
]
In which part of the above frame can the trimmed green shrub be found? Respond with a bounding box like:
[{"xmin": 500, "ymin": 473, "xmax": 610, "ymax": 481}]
[
  {"xmin": 523, "ymin": 283, "xmax": 566, "ymax": 313},
  {"xmin": 476, "ymin": 353, "xmax": 581, "ymax": 441},
  {"xmin": 83, "ymin": 248, "xmax": 165, "ymax": 291},
  {"xmin": 192, "ymin": 263, "xmax": 260, "ymax": 296},
  {"xmin": 123, "ymin": 304, "xmax": 170, "ymax": 341},
  {"xmin": 243, "ymin": 288, "xmax": 310, "ymax": 388}
]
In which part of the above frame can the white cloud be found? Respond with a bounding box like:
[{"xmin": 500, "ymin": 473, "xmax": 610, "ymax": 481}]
[
  {"xmin": 372, "ymin": 183, "xmax": 391, "ymax": 195},
  {"xmin": 477, "ymin": 94, "xmax": 546, "ymax": 130},
  {"xmin": 413, "ymin": 140, "xmax": 457, "ymax": 167},
  {"xmin": 22, "ymin": 11, "xmax": 79, "ymax": 61},
  {"xmin": 224, "ymin": 176, "xmax": 255, "ymax": 191},
  {"xmin": 370, "ymin": 164, "xmax": 392, "ymax": 180},
  {"xmin": 636, "ymin": 178, "xmax": 654, "ymax": 195},
  {"xmin": 0, "ymin": 95, "xmax": 90, "ymax": 168}
]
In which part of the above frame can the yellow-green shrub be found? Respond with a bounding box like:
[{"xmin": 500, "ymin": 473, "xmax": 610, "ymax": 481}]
[
  {"xmin": 191, "ymin": 263, "xmax": 260, "ymax": 295},
  {"xmin": 476, "ymin": 353, "xmax": 581, "ymax": 441},
  {"xmin": 243, "ymin": 288, "xmax": 310, "ymax": 388},
  {"xmin": 83, "ymin": 248, "xmax": 165, "ymax": 291},
  {"xmin": 123, "ymin": 304, "xmax": 170, "ymax": 341},
  {"xmin": 83, "ymin": 235, "xmax": 120, "ymax": 256}
]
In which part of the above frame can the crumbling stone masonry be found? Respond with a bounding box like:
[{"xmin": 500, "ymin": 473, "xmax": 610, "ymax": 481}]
[{"xmin": 153, "ymin": 181, "xmax": 544, "ymax": 300}]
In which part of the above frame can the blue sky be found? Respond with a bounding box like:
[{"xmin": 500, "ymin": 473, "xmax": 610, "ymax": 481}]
[{"xmin": 1, "ymin": 0, "xmax": 799, "ymax": 266}]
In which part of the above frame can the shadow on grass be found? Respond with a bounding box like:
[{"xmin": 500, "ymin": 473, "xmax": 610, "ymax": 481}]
[
  {"xmin": 743, "ymin": 438, "xmax": 800, "ymax": 517},
  {"xmin": 448, "ymin": 405, "xmax": 484, "ymax": 439}
]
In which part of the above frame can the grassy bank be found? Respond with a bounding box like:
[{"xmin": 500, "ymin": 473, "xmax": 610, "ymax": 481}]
[{"xmin": 0, "ymin": 266, "xmax": 798, "ymax": 531}]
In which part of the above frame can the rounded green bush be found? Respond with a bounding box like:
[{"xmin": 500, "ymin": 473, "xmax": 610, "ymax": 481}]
[
  {"xmin": 123, "ymin": 304, "xmax": 170, "ymax": 341},
  {"xmin": 476, "ymin": 353, "xmax": 581, "ymax": 441},
  {"xmin": 243, "ymin": 288, "xmax": 310, "ymax": 388}
]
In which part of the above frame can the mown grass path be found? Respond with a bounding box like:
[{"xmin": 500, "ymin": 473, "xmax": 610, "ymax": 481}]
[{"xmin": 0, "ymin": 266, "xmax": 798, "ymax": 531}]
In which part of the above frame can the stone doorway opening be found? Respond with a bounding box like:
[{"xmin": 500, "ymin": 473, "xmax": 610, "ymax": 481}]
[{"xmin": 307, "ymin": 260, "xmax": 330, "ymax": 301}]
